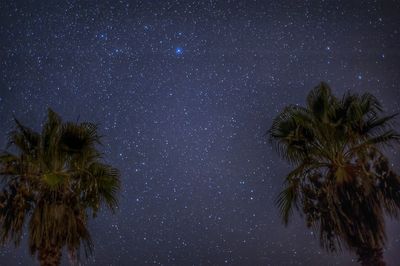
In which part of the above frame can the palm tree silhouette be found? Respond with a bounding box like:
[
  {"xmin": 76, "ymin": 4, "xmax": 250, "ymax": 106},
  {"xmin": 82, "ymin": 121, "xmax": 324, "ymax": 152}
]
[
  {"xmin": 0, "ymin": 109, "xmax": 120, "ymax": 266},
  {"xmin": 269, "ymin": 82, "xmax": 400, "ymax": 265}
]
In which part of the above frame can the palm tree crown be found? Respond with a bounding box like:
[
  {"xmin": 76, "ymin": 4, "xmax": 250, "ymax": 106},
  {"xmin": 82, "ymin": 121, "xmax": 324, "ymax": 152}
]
[
  {"xmin": 269, "ymin": 82, "xmax": 400, "ymax": 265},
  {"xmin": 0, "ymin": 109, "xmax": 120, "ymax": 266}
]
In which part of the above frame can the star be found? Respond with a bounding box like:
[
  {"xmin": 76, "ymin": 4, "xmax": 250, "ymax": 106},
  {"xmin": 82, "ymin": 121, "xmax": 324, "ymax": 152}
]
[
  {"xmin": 1, "ymin": 1, "xmax": 400, "ymax": 265},
  {"xmin": 175, "ymin": 47, "xmax": 183, "ymax": 55}
]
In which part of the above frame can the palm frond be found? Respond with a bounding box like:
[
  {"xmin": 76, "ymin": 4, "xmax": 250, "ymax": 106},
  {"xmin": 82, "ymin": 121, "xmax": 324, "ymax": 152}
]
[
  {"xmin": 269, "ymin": 105, "xmax": 313, "ymax": 164},
  {"xmin": 306, "ymin": 82, "xmax": 333, "ymax": 122},
  {"xmin": 8, "ymin": 119, "xmax": 40, "ymax": 157},
  {"xmin": 276, "ymin": 180, "xmax": 299, "ymax": 225},
  {"xmin": 365, "ymin": 130, "xmax": 400, "ymax": 146},
  {"xmin": 362, "ymin": 113, "xmax": 398, "ymax": 135},
  {"xmin": 359, "ymin": 92, "xmax": 382, "ymax": 114}
]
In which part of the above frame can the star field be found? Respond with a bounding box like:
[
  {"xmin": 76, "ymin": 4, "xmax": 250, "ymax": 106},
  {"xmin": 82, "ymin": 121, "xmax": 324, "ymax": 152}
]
[{"xmin": 1, "ymin": 0, "xmax": 400, "ymax": 265}]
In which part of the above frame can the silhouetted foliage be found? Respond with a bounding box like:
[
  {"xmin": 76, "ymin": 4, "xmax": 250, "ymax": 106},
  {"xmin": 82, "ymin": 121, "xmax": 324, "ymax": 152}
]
[
  {"xmin": 0, "ymin": 109, "xmax": 120, "ymax": 266},
  {"xmin": 269, "ymin": 82, "xmax": 400, "ymax": 266}
]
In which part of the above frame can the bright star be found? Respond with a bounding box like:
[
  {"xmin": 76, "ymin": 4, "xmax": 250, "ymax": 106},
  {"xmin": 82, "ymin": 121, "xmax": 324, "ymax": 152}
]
[{"xmin": 175, "ymin": 47, "xmax": 183, "ymax": 55}]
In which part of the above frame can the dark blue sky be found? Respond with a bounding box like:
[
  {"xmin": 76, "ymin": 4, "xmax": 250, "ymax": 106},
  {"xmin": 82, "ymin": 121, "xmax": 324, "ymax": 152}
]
[{"xmin": 1, "ymin": 0, "xmax": 400, "ymax": 265}]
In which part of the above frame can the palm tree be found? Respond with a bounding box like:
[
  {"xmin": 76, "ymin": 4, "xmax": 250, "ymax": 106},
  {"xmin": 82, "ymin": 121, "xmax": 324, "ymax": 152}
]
[
  {"xmin": 269, "ymin": 82, "xmax": 400, "ymax": 265},
  {"xmin": 0, "ymin": 109, "xmax": 120, "ymax": 266}
]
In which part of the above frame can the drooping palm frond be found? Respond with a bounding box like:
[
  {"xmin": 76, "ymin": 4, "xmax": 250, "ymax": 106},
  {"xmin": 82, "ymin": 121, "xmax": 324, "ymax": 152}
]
[
  {"xmin": 0, "ymin": 181, "xmax": 32, "ymax": 246},
  {"xmin": 276, "ymin": 181, "xmax": 299, "ymax": 225},
  {"xmin": 28, "ymin": 202, "xmax": 93, "ymax": 257}
]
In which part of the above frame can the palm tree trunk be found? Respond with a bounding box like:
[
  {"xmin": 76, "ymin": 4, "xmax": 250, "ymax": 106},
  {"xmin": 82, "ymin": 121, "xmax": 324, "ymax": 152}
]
[
  {"xmin": 356, "ymin": 247, "xmax": 385, "ymax": 266},
  {"xmin": 38, "ymin": 245, "xmax": 62, "ymax": 266}
]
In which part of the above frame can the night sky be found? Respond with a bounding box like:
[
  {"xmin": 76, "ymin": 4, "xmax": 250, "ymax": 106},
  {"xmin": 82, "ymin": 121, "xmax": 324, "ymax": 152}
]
[{"xmin": 1, "ymin": 0, "xmax": 400, "ymax": 265}]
